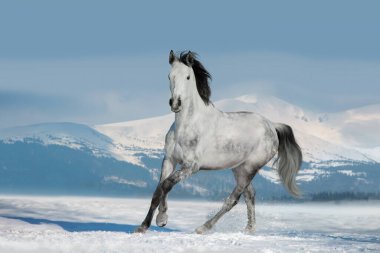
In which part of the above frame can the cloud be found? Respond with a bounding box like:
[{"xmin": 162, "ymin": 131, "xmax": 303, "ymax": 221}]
[
  {"xmin": 0, "ymin": 90, "xmax": 87, "ymax": 128},
  {"xmin": 0, "ymin": 90, "xmax": 67, "ymax": 109},
  {"xmin": 0, "ymin": 56, "xmax": 171, "ymax": 128},
  {"xmin": 342, "ymin": 120, "xmax": 380, "ymax": 148},
  {"xmin": 0, "ymin": 52, "xmax": 379, "ymax": 129},
  {"xmin": 206, "ymin": 52, "xmax": 380, "ymax": 112}
]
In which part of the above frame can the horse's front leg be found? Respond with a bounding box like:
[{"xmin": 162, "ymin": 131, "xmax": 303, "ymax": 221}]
[
  {"xmin": 156, "ymin": 158, "xmax": 176, "ymax": 227},
  {"xmin": 135, "ymin": 162, "xmax": 198, "ymax": 233}
]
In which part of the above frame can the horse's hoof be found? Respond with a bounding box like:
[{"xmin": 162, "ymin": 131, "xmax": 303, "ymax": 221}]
[
  {"xmin": 195, "ymin": 224, "xmax": 210, "ymax": 234},
  {"xmin": 134, "ymin": 225, "xmax": 148, "ymax": 233},
  {"xmin": 156, "ymin": 212, "xmax": 168, "ymax": 227},
  {"xmin": 244, "ymin": 225, "xmax": 256, "ymax": 234}
]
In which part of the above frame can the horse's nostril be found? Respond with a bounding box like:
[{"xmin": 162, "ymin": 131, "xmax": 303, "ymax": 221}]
[
  {"xmin": 178, "ymin": 98, "xmax": 181, "ymax": 106},
  {"xmin": 169, "ymin": 98, "xmax": 173, "ymax": 106}
]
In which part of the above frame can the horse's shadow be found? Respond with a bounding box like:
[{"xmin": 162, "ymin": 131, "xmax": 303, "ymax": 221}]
[{"xmin": 2, "ymin": 216, "xmax": 177, "ymax": 233}]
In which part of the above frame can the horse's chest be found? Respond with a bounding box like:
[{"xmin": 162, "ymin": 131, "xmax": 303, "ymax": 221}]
[{"xmin": 172, "ymin": 132, "xmax": 199, "ymax": 163}]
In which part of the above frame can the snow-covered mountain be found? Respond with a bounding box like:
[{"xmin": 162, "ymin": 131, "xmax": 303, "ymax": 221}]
[
  {"xmin": 1, "ymin": 94, "xmax": 379, "ymax": 200},
  {"xmin": 0, "ymin": 122, "xmax": 113, "ymax": 155},
  {"xmin": 95, "ymin": 95, "xmax": 378, "ymax": 165}
]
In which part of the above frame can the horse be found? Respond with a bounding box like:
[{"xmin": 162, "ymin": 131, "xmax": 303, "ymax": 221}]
[{"xmin": 135, "ymin": 50, "xmax": 302, "ymax": 234}]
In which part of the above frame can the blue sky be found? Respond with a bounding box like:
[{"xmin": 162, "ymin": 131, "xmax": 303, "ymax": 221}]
[{"xmin": 0, "ymin": 0, "xmax": 379, "ymax": 128}]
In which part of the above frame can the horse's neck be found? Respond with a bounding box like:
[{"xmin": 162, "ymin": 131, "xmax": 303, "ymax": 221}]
[{"xmin": 174, "ymin": 95, "xmax": 215, "ymax": 132}]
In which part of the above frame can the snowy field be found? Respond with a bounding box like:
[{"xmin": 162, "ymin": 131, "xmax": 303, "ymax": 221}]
[{"xmin": 0, "ymin": 196, "xmax": 379, "ymax": 253}]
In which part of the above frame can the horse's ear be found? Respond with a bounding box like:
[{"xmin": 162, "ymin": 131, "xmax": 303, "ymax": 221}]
[
  {"xmin": 169, "ymin": 50, "xmax": 177, "ymax": 65},
  {"xmin": 186, "ymin": 51, "xmax": 194, "ymax": 66}
]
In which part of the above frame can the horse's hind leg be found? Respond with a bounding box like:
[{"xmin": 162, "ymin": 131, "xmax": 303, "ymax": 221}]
[
  {"xmin": 195, "ymin": 165, "xmax": 255, "ymax": 234},
  {"xmin": 243, "ymin": 183, "xmax": 256, "ymax": 233}
]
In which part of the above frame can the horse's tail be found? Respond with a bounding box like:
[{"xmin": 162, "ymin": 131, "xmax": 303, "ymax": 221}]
[{"xmin": 274, "ymin": 123, "xmax": 303, "ymax": 197}]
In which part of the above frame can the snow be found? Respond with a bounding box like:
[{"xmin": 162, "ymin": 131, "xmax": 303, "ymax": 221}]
[
  {"xmin": 296, "ymin": 168, "xmax": 330, "ymax": 182},
  {"xmin": 0, "ymin": 122, "xmax": 117, "ymax": 161},
  {"xmin": 94, "ymin": 114, "xmax": 173, "ymax": 151},
  {"xmin": 313, "ymin": 104, "xmax": 380, "ymax": 149},
  {"xmin": 0, "ymin": 122, "xmax": 153, "ymax": 167},
  {"xmin": 337, "ymin": 170, "xmax": 367, "ymax": 177},
  {"xmin": 179, "ymin": 182, "xmax": 209, "ymax": 196},
  {"xmin": 260, "ymin": 167, "xmax": 333, "ymax": 183},
  {"xmin": 0, "ymin": 196, "xmax": 379, "ymax": 253},
  {"xmin": 293, "ymin": 129, "xmax": 373, "ymax": 163},
  {"xmin": 258, "ymin": 168, "xmax": 279, "ymax": 183},
  {"xmin": 103, "ymin": 176, "xmax": 148, "ymax": 188},
  {"xmin": 356, "ymin": 147, "xmax": 380, "ymax": 162},
  {"xmin": 94, "ymin": 115, "xmax": 173, "ymax": 166}
]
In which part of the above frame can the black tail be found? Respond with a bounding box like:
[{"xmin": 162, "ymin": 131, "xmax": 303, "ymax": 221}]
[{"xmin": 274, "ymin": 123, "xmax": 303, "ymax": 197}]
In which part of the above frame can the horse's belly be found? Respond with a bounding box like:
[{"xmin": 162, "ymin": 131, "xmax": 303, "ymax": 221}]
[{"xmin": 199, "ymin": 150, "xmax": 246, "ymax": 170}]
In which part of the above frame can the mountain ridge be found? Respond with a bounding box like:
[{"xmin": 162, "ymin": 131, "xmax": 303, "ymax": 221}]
[{"xmin": 0, "ymin": 94, "xmax": 379, "ymax": 199}]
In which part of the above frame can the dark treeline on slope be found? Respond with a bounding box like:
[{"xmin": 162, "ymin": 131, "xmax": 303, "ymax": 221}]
[{"xmin": 310, "ymin": 191, "xmax": 380, "ymax": 201}]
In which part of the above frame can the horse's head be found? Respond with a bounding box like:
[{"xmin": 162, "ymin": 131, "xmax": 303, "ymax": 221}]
[
  {"xmin": 168, "ymin": 50, "xmax": 196, "ymax": 113},
  {"xmin": 168, "ymin": 50, "xmax": 211, "ymax": 113}
]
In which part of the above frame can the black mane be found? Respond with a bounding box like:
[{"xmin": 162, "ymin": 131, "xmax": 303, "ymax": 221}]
[{"xmin": 179, "ymin": 51, "xmax": 212, "ymax": 105}]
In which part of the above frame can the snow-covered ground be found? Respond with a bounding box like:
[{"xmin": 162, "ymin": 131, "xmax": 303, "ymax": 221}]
[{"xmin": 0, "ymin": 196, "xmax": 379, "ymax": 253}]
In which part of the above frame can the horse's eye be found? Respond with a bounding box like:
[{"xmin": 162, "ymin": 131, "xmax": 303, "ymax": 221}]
[
  {"xmin": 187, "ymin": 75, "xmax": 190, "ymax": 80},
  {"xmin": 168, "ymin": 75, "xmax": 170, "ymax": 80}
]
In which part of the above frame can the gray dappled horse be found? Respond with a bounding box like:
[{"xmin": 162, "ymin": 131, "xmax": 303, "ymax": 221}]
[{"xmin": 136, "ymin": 51, "xmax": 302, "ymax": 234}]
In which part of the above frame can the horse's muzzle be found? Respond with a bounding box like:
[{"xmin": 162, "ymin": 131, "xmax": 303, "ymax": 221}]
[{"xmin": 169, "ymin": 97, "xmax": 182, "ymax": 113}]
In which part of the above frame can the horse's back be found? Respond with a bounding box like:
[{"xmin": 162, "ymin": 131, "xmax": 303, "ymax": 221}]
[{"xmin": 220, "ymin": 111, "xmax": 276, "ymax": 141}]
